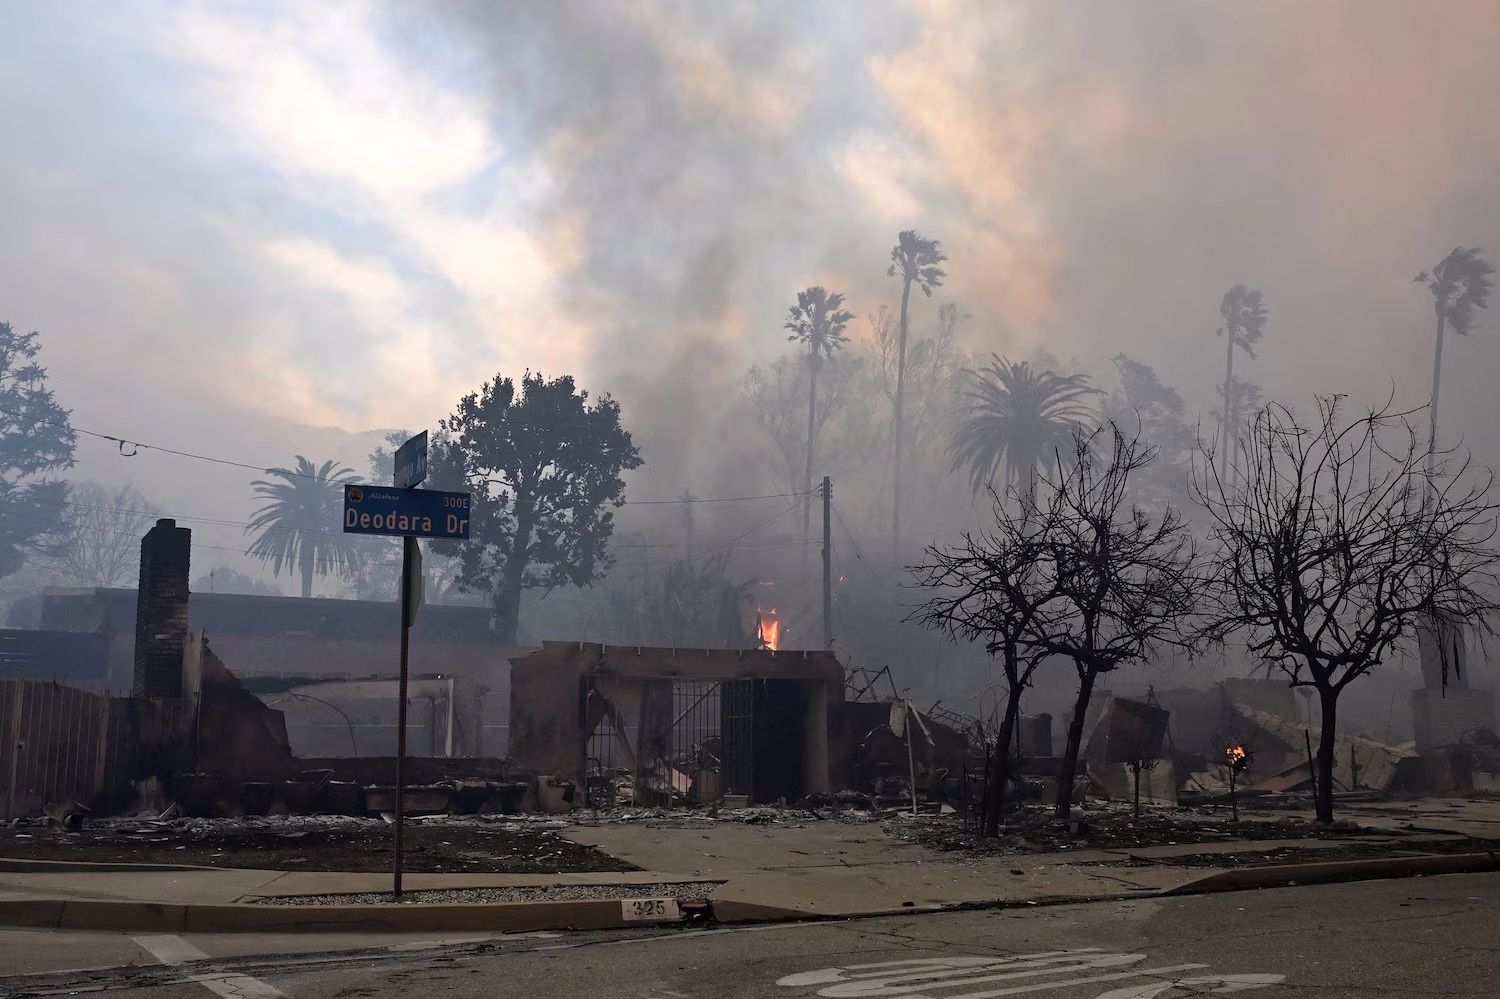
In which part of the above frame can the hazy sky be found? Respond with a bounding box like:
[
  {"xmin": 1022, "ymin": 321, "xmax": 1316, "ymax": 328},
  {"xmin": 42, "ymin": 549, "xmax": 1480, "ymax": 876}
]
[{"xmin": 4, "ymin": 0, "xmax": 1500, "ymax": 535}]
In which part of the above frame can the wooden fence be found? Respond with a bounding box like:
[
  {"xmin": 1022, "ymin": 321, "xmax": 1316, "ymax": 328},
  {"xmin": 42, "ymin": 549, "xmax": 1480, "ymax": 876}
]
[{"xmin": 0, "ymin": 679, "xmax": 111, "ymax": 820}]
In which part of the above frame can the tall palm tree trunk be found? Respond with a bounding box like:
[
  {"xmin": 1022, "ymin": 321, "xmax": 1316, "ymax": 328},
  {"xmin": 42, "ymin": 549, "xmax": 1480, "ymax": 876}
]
[
  {"xmin": 300, "ymin": 550, "xmax": 314, "ymax": 599},
  {"xmin": 892, "ymin": 278, "xmax": 912, "ymax": 561},
  {"xmin": 1219, "ymin": 334, "xmax": 1236, "ymax": 475},
  {"xmin": 1426, "ymin": 304, "xmax": 1446, "ymax": 489},
  {"xmin": 802, "ymin": 355, "xmax": 819, "ymax": 555}
]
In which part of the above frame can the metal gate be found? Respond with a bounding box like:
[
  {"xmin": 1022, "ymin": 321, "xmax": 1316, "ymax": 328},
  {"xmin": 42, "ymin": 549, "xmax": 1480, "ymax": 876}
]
[{"xmin": 584, "ymin": 678, "xmax": 752, "ymax": 808}]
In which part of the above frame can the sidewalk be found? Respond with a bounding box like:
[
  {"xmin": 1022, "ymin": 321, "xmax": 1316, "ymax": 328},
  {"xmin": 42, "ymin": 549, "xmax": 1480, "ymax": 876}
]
[
  {"xmin": 0, "ymin": 797, "xmax": 1495, "ymax": 932},
  {"xmin": 558, "ymin": 806, "xmax": 1497, "ymax": 920}
]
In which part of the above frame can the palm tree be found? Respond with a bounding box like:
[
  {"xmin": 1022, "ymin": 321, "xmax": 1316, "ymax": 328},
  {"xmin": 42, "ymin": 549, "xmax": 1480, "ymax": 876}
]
[
  {"xmin": 1415, "ymin": 247, "xmax": 1494, "ymax": 479},
  {"xmin": 1215, "ymin": 285, "xmax": 1268, "ymax": 471},
  {"xmin": 246, "ymin": 456, "xmax": 362, "ymax": 598},
  {"xmin": 1413, "ymin": 249, "xmax": 1493, "ymax": 692},
  {"xmin": 887, "ymin": 230, "xmax": 947, "ymax": 558},
  {"xmin": 784, "ymin": 286, "xmax": 854, "ymax": 542},
  {"xmin": 950, "ymin": 356, "xmax": 1098, "ymax": 502}
]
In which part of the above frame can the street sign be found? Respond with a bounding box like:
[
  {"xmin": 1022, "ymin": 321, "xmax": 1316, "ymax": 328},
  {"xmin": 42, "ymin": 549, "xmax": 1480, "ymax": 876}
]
[
  {"xmin": 394, "ymin": 431, "xmax": 428, "ymax": 489},
  {"xmin": 343, "ymin": 484, "xmax": 471, "ymax": 539}
]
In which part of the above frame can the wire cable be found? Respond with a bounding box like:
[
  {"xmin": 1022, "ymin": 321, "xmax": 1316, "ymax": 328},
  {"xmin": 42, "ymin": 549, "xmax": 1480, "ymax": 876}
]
[{"xmin": 1, "ymin": 405, "xmax": 814, "ymax": 505}]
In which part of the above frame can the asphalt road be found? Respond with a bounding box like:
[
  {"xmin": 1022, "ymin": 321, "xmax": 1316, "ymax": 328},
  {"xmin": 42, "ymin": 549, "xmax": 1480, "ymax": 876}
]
[{"xmin": 0, "ymin": 872, "xmax": 1495, "ymax": 998}]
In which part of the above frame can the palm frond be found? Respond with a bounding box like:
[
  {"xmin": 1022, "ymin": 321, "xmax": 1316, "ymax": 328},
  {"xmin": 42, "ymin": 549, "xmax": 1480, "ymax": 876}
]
[
  {"xmin": 889, "ymin": 230, "xmax": 948, "ymax": 296},
  {"xmin": 1219, "ymin": 285, "xmax": 1269, "ymax": 357},
  {"xmin": 949, "ymin": 356, "xmax": 1099, "ymax": 495},
  {"xmin": 784, "ymin": 286, "xmax": 855, "ymax": 358},
  {"xmin": 243, "ymin": 455, "xmax": 362, "ymax": 587},
  {"xmin": 1424, "ymin": 246, "xmax": 1494, "ymax": 336}
]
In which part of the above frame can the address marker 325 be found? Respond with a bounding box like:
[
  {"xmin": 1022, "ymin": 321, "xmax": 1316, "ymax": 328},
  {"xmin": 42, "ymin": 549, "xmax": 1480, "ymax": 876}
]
[{"xmin": 776, "ymin": 952, "xmax": 1284, "ymax": 998}]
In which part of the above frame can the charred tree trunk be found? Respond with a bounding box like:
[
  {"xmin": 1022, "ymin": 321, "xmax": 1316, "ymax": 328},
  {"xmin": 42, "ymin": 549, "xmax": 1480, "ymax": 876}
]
[
  {"xmin": 1314, "ymin": 685, "xmax": 1338, "ymax": 823},
  {"xmin": 1055, "ymin": 668, "xmax": 1096, "ymax": 819},
  {"xmin": 494, "ymin": 511, "xmax": 533, "ymax": 645},
  {"xmin": 983, "ymin": 688, "xmax": 1022, "ymax": 837}
]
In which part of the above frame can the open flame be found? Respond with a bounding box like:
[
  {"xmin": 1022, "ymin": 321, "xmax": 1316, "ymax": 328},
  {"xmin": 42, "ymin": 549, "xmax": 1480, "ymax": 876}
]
[
  {"xmin": 1225, "ymin": 745, "xmax": 1249, "ymax": 769},
  {"xmin": 757, "ymin": 608, "xmax": 781, "ymax": 651}
]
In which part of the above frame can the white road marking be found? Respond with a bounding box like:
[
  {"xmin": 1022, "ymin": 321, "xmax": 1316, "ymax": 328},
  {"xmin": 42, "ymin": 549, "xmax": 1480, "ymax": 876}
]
[
  {"xmin": 133, "ymin": 935, "xmax": 288, "ymax": 998},
  {"xmin": 792, "ymin": 952, "xmax": 1152, "ymax": 997},
  {"xmin": 778, "ymin": 951, "xmax": 1285, "ymax": 998}
]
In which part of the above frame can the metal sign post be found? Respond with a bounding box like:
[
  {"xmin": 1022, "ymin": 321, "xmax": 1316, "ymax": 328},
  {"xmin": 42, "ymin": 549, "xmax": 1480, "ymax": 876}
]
[
  {"xmin": 393, "ymin": 532, "xmax": 417, "ymax": 898},
  {"xmin": 341, "ymin": 432, "xmax": 470, "ymax": 901}
]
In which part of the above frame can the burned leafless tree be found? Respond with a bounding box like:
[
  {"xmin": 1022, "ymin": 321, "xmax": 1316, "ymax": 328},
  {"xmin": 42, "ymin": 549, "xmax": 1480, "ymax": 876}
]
[
  {"xmin": 911, "ymin": 484, "xmax": 1067, "ymax": 836},
  {"xmin": 1035, "ymin": 425, "xmax": 1200, "ymax": 819},
  {"xmin": 1195, "ymin": 395, "xmax": 1500, "ymax": 823},
  {"xmin": 51, "ymin": 481, "xmax": 158, "ymax": 586}
]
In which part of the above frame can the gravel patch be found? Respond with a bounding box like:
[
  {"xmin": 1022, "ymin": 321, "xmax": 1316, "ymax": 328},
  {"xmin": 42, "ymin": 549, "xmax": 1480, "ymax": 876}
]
[{"xmin": 257, "ymin": 880, "xmax": 720, "ymax": 906}]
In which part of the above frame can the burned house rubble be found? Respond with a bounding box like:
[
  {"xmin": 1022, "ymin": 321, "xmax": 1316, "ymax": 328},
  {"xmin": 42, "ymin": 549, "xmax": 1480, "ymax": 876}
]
[
  {"xmin": 0, "ymin": 519, "xmax": 530, "ymax": 823},
  {"xmin": 2, "ymin": 521, "xmax": 1497, "ymax": 828}
]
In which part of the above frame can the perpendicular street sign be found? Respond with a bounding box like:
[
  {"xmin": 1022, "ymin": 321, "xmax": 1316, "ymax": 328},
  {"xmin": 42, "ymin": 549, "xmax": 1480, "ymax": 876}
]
[
  {"xmin": 394, "ymin": 431, "xmax": 428, "ymax": 490},
  {"xmin": 343, "ymin": 484, "xmax": 471, "ymax": 540},
  {"xmin": 403, "ymin": 541, "xmax": 424, "ymax": 628}
]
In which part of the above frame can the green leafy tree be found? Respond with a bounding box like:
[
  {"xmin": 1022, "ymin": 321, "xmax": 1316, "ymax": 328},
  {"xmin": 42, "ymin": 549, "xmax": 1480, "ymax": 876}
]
[
  {"xmin": 1214, "ymin": 285, "xmax": 1268, "ymax": 470},
  {"xmin": 886, "ymin": 230, "xmax": 947, "ymax": 558},
  {"xmin": 0, "ymin": 322, "xmax": 74, "ymax": 579},
  {"xmin": 1415, "ymin": 247, "xmax": 1493, "ymax": 475},
  {"xmin": 433, "ymin": 371, "xmax": 643, "ymax": 644},
  {"xmin": 784, "ymin": 285, "xmax": 854, "ymax": 540},
  {"xmin": 950, "ymin": 356, "xmax": 1097, "ymax": 502},
  {"xmin": 245, "ymin": 456, "xmax": 362, "ymax": 598}
]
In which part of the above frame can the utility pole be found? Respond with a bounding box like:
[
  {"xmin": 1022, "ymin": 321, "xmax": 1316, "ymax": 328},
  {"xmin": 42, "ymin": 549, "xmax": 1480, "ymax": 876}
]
[{"xmin": 822, "ymin": 476, "xmax": 833, "ymax": 650}]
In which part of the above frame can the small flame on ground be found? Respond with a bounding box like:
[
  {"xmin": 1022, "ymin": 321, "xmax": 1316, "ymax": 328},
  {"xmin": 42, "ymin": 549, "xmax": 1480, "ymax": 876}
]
[{"xmin": 1225, "ymin": 745, "xmax": 1248, "ymax": 765}]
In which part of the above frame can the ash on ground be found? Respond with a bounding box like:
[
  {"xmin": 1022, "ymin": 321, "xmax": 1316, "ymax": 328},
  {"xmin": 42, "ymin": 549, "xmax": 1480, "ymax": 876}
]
[
  {"xmin": 0, "ymin": 814, "xmax": 634, "ymax": 874},
  {"xmin": 886, "ymin": 805, "xmax": 1389, "ymax": 856}
]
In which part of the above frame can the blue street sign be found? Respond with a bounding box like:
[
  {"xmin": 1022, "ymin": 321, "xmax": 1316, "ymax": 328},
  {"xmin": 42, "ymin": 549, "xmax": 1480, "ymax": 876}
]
[
  {"xmin": 343, "ymin": 484, "xmax": 471, "ymax": 539},
  {"xmin": 394, "ymin": 431, "xmax": 428, "ymax": 489}
]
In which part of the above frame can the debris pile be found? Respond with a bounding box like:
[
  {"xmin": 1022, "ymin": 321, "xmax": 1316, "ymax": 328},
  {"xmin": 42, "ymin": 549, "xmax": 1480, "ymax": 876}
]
[{"xmin": 0, "ymin": 811, "xmax": 634, "ymax": 873}]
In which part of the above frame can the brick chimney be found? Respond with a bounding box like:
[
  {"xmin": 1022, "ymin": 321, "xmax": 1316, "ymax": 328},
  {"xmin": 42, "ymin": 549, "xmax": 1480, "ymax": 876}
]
[{"xmin": 133, "ymin": 518, "xmax": 192, "ymax": 698}]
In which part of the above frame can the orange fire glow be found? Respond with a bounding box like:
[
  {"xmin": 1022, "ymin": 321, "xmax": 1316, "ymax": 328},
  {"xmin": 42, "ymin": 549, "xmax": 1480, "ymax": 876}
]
[
  {"xmin": 758, "ymin": 608, "xmax": 781, "ymax": 651},
  {"xmin": 1225, "ymin": 745, "xmax": 1248, "ymax": 766}
]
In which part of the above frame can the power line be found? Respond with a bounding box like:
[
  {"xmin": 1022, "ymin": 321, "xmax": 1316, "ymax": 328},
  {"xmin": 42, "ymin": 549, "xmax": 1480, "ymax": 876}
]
[
  {"xmin": 11, "ymin": 492, "xmax": 814, "ymax": 577},
  {"xmin": 3, "ymin": 405, "xmax": 814, "ymax": 506},
  {"xmin": 831, "ymin": 502, "xmax": 884, "ymax": 584},
  {"xmin": 621, "ymin": 490, "xmax": 812, "ymax": 506}
]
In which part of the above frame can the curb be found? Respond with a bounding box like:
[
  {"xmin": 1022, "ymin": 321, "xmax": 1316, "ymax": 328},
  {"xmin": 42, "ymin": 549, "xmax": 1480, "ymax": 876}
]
[
  {"xmin": 707, "ymin": 852, "xmax": 1500, "ymax": 927},
  {"xmin": 1162, "ymin": 850, "xmax": 1500, "ymax": 895},
  {"xmin": 0, "ymin": 858, "xmax": 220, "ymax": 874},
  {"xmin": 1, "ymin": 851, "xmax": 1494, "ymax": 934},
  {"xmin": 0, "ymin": 895, "xmax": 712, "ymax": 934}
]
